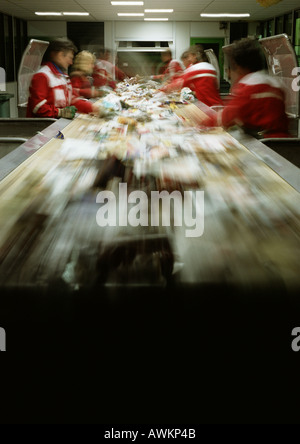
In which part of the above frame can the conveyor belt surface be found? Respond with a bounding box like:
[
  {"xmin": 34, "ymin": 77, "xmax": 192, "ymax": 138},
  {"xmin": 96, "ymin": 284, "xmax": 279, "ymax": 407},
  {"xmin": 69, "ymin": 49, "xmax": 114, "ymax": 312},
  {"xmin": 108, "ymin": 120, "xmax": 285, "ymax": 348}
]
[{"xmin": 0, "ymin": 86, "xmax": 299, "ymax": 291}]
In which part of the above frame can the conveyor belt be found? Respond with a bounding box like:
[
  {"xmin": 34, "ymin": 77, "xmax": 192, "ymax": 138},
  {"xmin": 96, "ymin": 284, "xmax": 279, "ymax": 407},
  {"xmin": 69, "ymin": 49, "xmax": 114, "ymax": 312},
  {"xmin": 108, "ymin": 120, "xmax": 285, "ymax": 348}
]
[
  {"xmin": 0, "ymin": 118, "xmax": 70, "ymax": 182},
  {"xmin": 0, "ymin": 88, "xmax": 300, "ymax": 292}
]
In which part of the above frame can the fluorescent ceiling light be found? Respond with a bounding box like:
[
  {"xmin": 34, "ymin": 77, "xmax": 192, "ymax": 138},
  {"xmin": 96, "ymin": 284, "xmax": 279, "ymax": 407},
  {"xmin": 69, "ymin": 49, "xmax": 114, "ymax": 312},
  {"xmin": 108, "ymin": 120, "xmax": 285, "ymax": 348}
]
[
  {"xmin": 144, "ymin": 9, "xmax": 173, "ymax": 13},
  {"xmin": 144, "ymin": 18, "xmax": 169, "ymax": 21},
  {"xmin": 118, "ymin": 13, "xmax": 144, "ymax": 16},
  {"xmin": 118, "ymin": 48, "xmax": 166, "ymax": 52},
  {"xmin": 63, "ymin": 12, "xmax": 89, "ymax": 16},
  {"xmin": 200, "ymin": 13, "xmax": 250, "ymax": 17},
  {"xmin": 35, "ymin": 12, "xmax": 62, "ymax": 16},
  {"xmin": 112, "ymin": 2, "xmax": 144, "ymax": 5}
]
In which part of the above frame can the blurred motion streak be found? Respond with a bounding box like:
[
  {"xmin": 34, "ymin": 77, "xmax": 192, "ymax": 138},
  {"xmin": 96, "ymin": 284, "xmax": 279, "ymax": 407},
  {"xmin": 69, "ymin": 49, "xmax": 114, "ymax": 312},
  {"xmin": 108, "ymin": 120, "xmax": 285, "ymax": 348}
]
[{"xmin": 0, "ymin": 77, "xmax": 299, "ymax": 290}]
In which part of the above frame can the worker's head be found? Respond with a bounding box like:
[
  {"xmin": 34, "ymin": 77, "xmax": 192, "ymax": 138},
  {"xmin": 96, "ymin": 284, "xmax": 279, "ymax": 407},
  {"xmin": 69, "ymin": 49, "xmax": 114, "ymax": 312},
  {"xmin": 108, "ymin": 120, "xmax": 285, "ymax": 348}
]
[
  {"xmin": 42, "ymin": 38, "xmax": 77, "ymax": 71},
  {"xmin": 228, "ymin": 38, "xmax": 265, "ymax": 85},
  {"xmin": 161, "ymin": 49, "xmax": 172, "ymax": 63},
  {"xmin": 72, "ymin": 50, "xmax": 96, "ymax": 75},
  {"xmin": 184, "ymin": 46, "xmax": 208, "ymax": 66},
  {"xmin": 181, "ymin": 51, "xmax": 190, "ymax": 68},
  {"xmin": 103, "ymin": 49, "xmax": 112, "ymax": 61},
  {"xmin": 98, "ymin": 48, "xmax": 112, "ymax": 61}
]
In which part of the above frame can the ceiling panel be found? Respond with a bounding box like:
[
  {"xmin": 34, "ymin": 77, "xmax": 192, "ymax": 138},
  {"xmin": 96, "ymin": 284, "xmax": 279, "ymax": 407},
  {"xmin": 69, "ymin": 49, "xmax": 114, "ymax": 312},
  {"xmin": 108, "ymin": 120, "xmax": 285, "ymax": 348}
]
[{"xmin": 0, "ymin": 0, "xmax": 299, "ymax": 21}]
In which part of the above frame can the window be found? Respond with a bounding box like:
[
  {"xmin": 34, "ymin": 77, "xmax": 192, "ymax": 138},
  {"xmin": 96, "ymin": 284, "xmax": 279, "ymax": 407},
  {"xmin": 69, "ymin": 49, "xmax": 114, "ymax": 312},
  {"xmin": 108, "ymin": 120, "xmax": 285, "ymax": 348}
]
[
  {"xmin": 13, "ymin": 18, "xmax": 27, "ymax": 77},
  {"xmin": 3, "ymin": 14, "xmax": 14, "ymax": 82},
  {"xmin": 275, "ymin": 16, "xmax": 284, "ymax": 35},
  {"xmin": 267, "ymin": 19, "xmax": 274, "ymax": 36},
  {"xmin": 132, "ymin": 42, "xmax": 156, "ymax": 47},
  {"xmin": 262, "ymin": 19, "xmax": 274, "ymax": 37},
  {"xmin": 284, "ymin": 13, "xmax": 293, "ymax": 37},
  {"xmin": 0, "ymin": 12, "xmax": 28, "ymax": 82},
  {"xmin": 67, "ymin": 22, "xmax": 104, "ymax": 55}
]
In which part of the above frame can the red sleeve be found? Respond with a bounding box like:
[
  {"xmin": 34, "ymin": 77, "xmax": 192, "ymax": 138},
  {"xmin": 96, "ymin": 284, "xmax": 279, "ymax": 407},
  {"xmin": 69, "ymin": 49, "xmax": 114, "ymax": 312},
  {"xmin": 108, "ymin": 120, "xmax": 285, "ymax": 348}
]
[
  {"xmin": 202, "ymin": 84, "xmax": 248, "ymax": 128},
  {"xmin": 71, "ymin": 76, "xmax": 82, "ymax": 91},
  {"xmin": 169, "ymin": 61, "xmax": 183, "ymax": 77},
  {"xmin": 71, "ymin": 94, "xmax": 93, "ymax": 113},
  {"xmin": 92, "ymin": 65, "xmax": 108, "ymax": 87},
  {"xmin": 160, "ymin": 77, "xmax": 184, "ymax": 94},
  {"xmin": 217, "ymin": 84, "xmax": 249, "ymax": 128},
  {"xmin": 174, "ymin": 61, "xmax": 183, "ymax": 73},
  {"xmin": 114, "ymin": 66, "xmax": 126, "ymax": 81},
  {"xmin": 152, "ymin": 74, "xmax": 164, "ymax": 81},
  {"xmin": 201, "ymin": 113, "xmax": 219, "ymax": 127},
  {"xmin": 108, "ymin": 80, "xmax": 117, "ymax": 89},
  {"xmin": 164, "ymin": 61, "xmax": 183, "ymax": 80},
  {"xmin": 180, "ymin": 70, "xmax": 193, "ymax": 88},
  {"xmin": 70, "ymin": 79, "xmax": 93, "ymax": 113},
  {"xmin": 29, "ymin": 73, "xmax": 59, "ymax": 118},
  {"xmin": 71, "ymin": 76, "xmax": 93, "ymax": 98}
]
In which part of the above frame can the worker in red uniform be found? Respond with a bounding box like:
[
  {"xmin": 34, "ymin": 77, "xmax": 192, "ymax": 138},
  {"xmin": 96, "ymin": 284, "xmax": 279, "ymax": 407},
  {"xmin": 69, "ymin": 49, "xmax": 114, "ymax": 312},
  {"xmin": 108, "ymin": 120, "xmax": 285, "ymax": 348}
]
[
  {"xmin": 203, "ymin": 38, "xmax": 289, "ymax": 138},
  {"xmin": 159, "ymin": 46, "xmax": 222, "ymax": 107},
  {"xmin": 70, "ymin": 50, "xmax": 103, "ymax": 99},
  {"xmin": 93, "ymin": 48, "xmax": 127, "ymax": 89},
  {"xmin": 152, "ymin": 49, "xmax": 184, "ymax": 82},
  {"xmin": 27, "ymin": 38, "xmax": 99, "ymax": 119}
]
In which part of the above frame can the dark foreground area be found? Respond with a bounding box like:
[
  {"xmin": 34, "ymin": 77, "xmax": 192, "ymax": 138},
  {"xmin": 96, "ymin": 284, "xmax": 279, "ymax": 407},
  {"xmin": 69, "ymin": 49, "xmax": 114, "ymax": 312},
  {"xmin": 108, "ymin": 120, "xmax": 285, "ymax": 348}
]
[{"xmin": 1, "ymin": 283, "xmax": 300, "ymax": 424}]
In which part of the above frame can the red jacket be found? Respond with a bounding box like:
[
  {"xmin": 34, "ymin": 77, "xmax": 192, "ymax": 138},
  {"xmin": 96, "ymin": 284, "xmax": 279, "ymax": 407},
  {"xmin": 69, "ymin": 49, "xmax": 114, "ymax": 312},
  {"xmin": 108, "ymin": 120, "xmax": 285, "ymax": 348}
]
[
  {"xmin": 153, "ymin": 59, "xmax": 183, "ymax": 82},
  {"xmin": 93, "ymin": 59, "xmax": 126, "ymax": 89},
  {"xmin": 161, "ymin": 62, "xmax": 222, "ymax": 107},
  {"xmin": 70, "ymin": 74, "xmax": 95, "ymax": 98},
  {"xmin": 27, "ymin": 62, "xmax": 93, "ymax": 118},
  {"xmin": 203, "ymin": 71, "xmax": 289, "ymax": 137},
  {"xmin": 93, "ymin": 60, "xmax": 109, "ymax": 88}
]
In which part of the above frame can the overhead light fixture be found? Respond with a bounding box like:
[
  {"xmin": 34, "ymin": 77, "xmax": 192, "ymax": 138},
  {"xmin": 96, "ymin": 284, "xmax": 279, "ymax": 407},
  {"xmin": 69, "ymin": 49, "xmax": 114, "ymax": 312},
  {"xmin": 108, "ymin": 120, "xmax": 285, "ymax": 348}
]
[
  {"xmin": 118, "ymin": 47, "xmax": 166, "ymax": 52},
  {"xmin": 257, "ymin": 0, "xmax": 282, "ymax": 7},
  {"xmin": 112, "ymin": 2, "xmax": 144, "ymax": 5},
  {"xmin": 200, "ymin": 13, "xmax": 250, "ymax": 18},
  {"xmin": 62, "ymin": 12, "xmax": 90, "ymax": 16},
  {"xmin": 144, "ymin": 9, "xmax": 173, "ymax": 13},
  {"xmin": 35, "ymin": 12, "xmax": 62, "ymax": 16},
  {"xmin": 144, "ymin": 18, "xmax": 169, "ymax": 21},
  {"xmin": 118, "ymin": 13, "xmax": 144, "ymax": 16}
]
